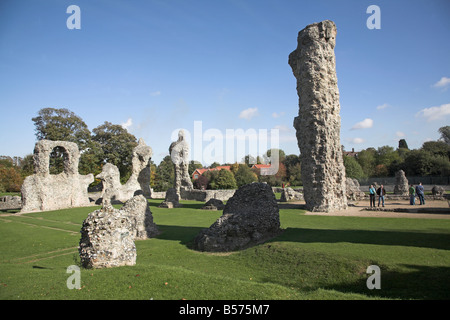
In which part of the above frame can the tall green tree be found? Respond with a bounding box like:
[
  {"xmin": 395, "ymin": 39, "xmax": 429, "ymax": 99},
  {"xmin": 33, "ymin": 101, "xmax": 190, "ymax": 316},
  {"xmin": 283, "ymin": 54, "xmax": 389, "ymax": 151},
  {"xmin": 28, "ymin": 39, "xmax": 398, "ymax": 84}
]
[
  {"xmin": 356, "ymin": 148, "xmax": 377, "ymax": 177},
  {"xmin": 234, "ymin": 164, "xmax": 258, "ymax": 187},
  {"xmin": 439, "ymin": 126, "xmax": 450, "ymax": 145},
  {"xmin": 343, "ymin": 155, "xmax": 366, "ymax": 180},
  {"xmin": 32, "ymin": 108, "xmax": 91, "ymax": 150},
  {"xmin": 92, "ymin": 121, "xmax": 138, "ymax": 181},
  {"xmin": 213, "ymin": 169, "xmax": 237, "ymax": 189},
  {"xmin": 398, "ymin": 139, "xmax": 409, "ymax": 150},
  {"xmin": 32, "ymin": 108, "xmax": 92, "ymax": 174},
  {"xmin": 154, "ymin": 155, "xmax": 174, "ymax": 191}
]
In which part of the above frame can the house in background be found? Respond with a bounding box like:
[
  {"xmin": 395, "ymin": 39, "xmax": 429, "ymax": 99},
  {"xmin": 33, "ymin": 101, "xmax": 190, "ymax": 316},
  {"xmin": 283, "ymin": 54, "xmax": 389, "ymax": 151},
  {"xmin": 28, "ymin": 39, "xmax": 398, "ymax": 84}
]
[
  {"xmin": 251, "ymin": 164, "xmax": 273, "ymax": 175},
  {"xmin": 343, "ymin": 148, "xmax": 359, "ymax": 158},
  {"xmin": 192, "ymin": 166, "xmax": 231, "ymax": 180}
]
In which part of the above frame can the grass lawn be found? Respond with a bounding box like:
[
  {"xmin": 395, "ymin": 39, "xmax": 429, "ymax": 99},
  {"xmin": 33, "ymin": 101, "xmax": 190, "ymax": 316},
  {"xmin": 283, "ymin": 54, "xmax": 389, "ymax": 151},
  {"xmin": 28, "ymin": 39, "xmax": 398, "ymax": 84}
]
[{"xmin": 0, "ymin": 199, "xmax": 449, "ymax": 300}]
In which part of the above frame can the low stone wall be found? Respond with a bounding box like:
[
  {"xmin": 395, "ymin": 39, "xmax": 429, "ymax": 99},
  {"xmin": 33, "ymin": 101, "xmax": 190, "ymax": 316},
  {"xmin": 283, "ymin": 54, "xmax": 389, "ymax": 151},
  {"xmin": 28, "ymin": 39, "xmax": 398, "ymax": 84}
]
[
  {"xmin": 0, "ymin": 196, "xmax": 22, "ymax": 210},
  {"xmin": 180, "ymin": 189, "xmax": 235, "ymax": 202},
  {"xmin": 151, "ymin": 191, "xmax": 166, "ymax": 199}
]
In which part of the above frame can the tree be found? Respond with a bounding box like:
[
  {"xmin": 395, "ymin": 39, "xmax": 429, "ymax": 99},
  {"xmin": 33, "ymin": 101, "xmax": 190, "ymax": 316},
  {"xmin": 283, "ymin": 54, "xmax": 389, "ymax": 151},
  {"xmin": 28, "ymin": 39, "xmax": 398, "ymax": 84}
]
[
  {"xmin": 403, "ymin": 150, "xmax": 434, "ymax": 176},
  {"xmin": 243, "ymin": 155, "xmax": 256, "ymax": 167},
  {"xmin": 398, "ymin": 139, "xmax": 409, "ymax": 150},
  {"xmin": 92, "ymin": 121, "xmax": 138, "ymax": 182},
  {"xmin": 439, "ymin": 126, "xmax": 450, "ymax": 145},
  {"xmin": 193, "ymin": 175, "xmax": 209, "ymax": 190},
  {"xmin": 210, "ymin": 162, "xmax": 220, "ymax": 168},
  {"xmin": 343, "ymin": 155, "xmax": 366, "ymax": 180},
  {"xmin": 32, "ymin": 108, "xmax": 91, "ymax": 150},
  {"xmin": 32, "ymin": 108, "xmax": 92, "ymax": 174},
  {"xmin": 376, "ymin": 145, "xmax": 401, "ymax": 168},
  {"xmin": 283, "ymin": 154, "xmax": 301, "ymax": 185},
  {"xmin": 0, "ymin": 159, "xmax": 23, "ymax": 192},
  {"xmin": 203, "ymin": 170, "xmax": 220, "ymax": 190},
  {"xmin": 154, "ymin": 156, "xmax": 174, "ymax": 191},
  {"xmin": 234, "ymin": 164, "xmax": 258, "ymax": 187},
  {"xmin": 421, "ymin": 141, "xmax": 450, "ymax": 159},
  {"xmin": 357, "ymin": 148, "xmax": 377, "ymax": 177},
  {"xmin": 214, "ymin": 169, "xmax": 237, "ymax": 189},
  {"xmin": 373, "ymin": 164, "xmax": 389, "ymax": 177},
  {"xmin": 265, "ymin": 148, "xmax": 286, "ymax": 164},
  {"xmin": 188, "ymin": 160, "xmax": 203, "ymax": 176}
]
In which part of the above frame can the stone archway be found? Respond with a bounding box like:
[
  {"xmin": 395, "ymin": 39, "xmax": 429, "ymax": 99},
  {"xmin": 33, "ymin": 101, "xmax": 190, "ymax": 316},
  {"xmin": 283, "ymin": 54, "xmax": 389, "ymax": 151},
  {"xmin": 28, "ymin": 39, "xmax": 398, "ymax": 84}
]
[{"xmin": 20, "ymin": 140, "xmax": 93, "ymax": 212}]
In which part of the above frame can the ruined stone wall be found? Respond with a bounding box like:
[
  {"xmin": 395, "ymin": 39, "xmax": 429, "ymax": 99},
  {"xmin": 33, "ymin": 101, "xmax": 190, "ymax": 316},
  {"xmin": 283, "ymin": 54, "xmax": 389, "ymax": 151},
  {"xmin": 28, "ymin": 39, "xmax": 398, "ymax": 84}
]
[
  {"xmin": 289, "ymin": 20, "xmax": 347, "ymax": 212},
  {"xmin": 21, "ymin": 140, "xmax": 93, "ymax": 213}
]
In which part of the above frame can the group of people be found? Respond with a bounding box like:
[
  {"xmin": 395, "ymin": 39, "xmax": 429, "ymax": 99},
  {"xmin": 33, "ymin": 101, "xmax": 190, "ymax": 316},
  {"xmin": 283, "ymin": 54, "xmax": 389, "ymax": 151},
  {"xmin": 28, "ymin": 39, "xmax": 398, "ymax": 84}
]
[
  {"xmin": 409, "ymin": 182, "xmax": 426, "ymax": 206},
  {"xmin": 368, "ymin": 182, "xmax": 426, "ymax": 208}
]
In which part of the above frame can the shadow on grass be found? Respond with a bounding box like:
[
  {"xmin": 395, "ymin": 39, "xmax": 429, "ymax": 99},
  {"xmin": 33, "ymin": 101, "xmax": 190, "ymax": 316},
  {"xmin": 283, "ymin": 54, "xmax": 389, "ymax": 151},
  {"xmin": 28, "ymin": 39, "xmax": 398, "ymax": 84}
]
[
  {"xmin": 154, "ymin": 223, "xmax": 450, "ymax": 251},
  {"xmin": 148, "ymin": 200, "xmax": 206, "ymax": 210},
  {"xmin": 275, "ymin": 227, "xmax": 450, "ymax": 250},
  {"xmin": 153, "ymin": 224, "xmax": 450, "ymax": 299},
  {"xmin": 155, "ymin": 224, "xmax": 205, "ymax": 246},
  {"xmin": 324, "ymin": 264, "xmax": 450, "ymax": 300}
]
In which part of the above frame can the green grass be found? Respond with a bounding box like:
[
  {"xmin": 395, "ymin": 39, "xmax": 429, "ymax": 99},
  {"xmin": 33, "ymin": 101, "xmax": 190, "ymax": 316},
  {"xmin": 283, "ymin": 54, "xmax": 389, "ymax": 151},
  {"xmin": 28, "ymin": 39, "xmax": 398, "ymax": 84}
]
[{"xmin": 1, "ymin": 199, "xmax": 449, "ymax": 300}]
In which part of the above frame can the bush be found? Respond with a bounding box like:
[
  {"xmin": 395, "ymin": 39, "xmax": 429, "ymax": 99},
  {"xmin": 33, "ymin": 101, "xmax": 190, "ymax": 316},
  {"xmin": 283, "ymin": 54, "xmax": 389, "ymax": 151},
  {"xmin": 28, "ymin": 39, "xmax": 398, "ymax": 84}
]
[
  {"xmin": 235, "ymin": 164, "xmax": 258, "ymax": 187},
  {"xmin": 211, "ymin": 169, "xmax": 237, "ymax": 190},
  {"xmin": 193, "ymin": 175, "xmax": 209, "ymax": 190}
]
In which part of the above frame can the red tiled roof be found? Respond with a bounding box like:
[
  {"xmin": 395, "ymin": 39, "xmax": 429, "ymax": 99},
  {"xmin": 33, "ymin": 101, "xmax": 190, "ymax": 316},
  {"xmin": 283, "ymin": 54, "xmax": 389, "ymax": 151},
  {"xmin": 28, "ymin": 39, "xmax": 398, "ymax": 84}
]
[
  {"xmin": 251, "ymin": 164, "xmax": 272, "ymax": 169},
  {"xmin": 192, "ymin": 166, "xmax": 231, "ymax": 179}
]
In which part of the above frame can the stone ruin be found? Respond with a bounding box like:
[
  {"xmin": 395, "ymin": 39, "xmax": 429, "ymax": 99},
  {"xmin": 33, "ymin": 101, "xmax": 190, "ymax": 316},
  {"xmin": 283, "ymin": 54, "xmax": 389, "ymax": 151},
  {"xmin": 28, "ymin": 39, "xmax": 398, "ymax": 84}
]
[
  {"xmin": 159, "ymin": 130, "xmax": 193, "ymax": 208},
  {"xmin": 346, "ymin": 178, "xmax": 365, "ymax": 201},
  {"xmin": 193, "ymin": 183, "xmax": 282, "ymax": 252},
  {"xmin": 96, "ymin": 138, "xmax": 152, "ymax": 205},
  {"xmin": 21, "ymin": 140, "xmax": 93, "ymax": 213},
  {"xmin": 279, "ymin": 187, "xmax": 303, "ymax": 202},
  {"xmin": 0, "ymin": 195, "xmax": 22, "ymax": 211},
  {"xmin": 158, "ymin": 188, "xmax": 182, "ymax": 208},
  {"xmin": 170, "ymin": 129, "xmax": 194, "ymax": 193},
  {"xmin": 289, "ymin": 20, "xmax": 347, "ymax": 212},
  {"xmin": 393, "ymin": 170, "xmax": 409, "ymax": 196},
  {"xmin": 432, "ymin": 185, "xmax": 445, "ymax": 197},
  {"xmin": 201, "ymin": 198, "xmax": 225, "ymax": 211},
  {"xmin": 78, "ymin": 195, "xmax": 159, "ymax": 269}
]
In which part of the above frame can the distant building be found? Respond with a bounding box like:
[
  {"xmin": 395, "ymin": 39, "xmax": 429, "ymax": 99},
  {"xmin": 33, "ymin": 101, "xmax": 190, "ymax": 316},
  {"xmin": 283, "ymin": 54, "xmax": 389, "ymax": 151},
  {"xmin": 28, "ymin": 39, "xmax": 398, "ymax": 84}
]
[
  {"xmin": 343, "ymin": 148, "xmax": 359, "ymax": 158},
  {"xmin": 192, "ymin": 166, "xmax": 231, "ymax": 180},
  {"xmin": 251, "ymin": 164, "xmax": 273, "ymax": 175}
]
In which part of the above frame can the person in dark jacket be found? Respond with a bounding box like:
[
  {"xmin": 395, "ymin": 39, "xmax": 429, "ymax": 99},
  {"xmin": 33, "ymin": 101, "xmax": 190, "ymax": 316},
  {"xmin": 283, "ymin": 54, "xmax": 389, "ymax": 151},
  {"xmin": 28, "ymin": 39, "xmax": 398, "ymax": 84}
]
[
  {"xmin": 376, "ymin": 184, "xmax": 386, "ymax": 207},
  {"xmin": 415, "ymin": 182, "xmax": 425, "ymax": 205}
]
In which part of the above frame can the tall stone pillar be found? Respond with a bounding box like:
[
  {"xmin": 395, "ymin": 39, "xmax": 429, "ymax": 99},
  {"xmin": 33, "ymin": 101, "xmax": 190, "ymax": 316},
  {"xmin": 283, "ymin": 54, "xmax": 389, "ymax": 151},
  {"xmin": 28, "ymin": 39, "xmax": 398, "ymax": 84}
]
[{"xmin": 288, "ymin": 20, "xmax": 347, "ymax": 212}]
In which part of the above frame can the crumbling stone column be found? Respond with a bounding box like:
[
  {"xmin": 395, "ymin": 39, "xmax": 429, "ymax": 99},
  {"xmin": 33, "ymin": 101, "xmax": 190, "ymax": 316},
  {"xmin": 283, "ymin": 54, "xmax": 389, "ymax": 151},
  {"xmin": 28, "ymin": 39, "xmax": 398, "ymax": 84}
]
[
  {"xmin": 288, "ymin": 20, "xmax": 347, "ymax": 212},
  {"xmin": 169, "ymin": 130, "xmax": 194, "ymax": 193}
]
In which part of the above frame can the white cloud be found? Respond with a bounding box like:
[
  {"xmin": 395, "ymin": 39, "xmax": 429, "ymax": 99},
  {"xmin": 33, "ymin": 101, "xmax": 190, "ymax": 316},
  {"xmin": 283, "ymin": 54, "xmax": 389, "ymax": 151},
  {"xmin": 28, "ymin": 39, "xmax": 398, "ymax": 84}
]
[
  {"xmin": 150, "ymin": 91, "xmax": 161, "ymax": 96},
  {"xmin": 433, "ymin": 77, "xmax": 450, "ymax": 89},
  {"xmin": 396, "ymin": 131, "xmax": 405, "ymax": 137},
  {"xmin": 348, "ymin": 137, "xmax": 365, "ymax": 144},
  {"xmin": 121, "ymin": 118, "xmax": 133, "ymax": 130},
  {"xmin": 239, "ymin": 107, "xmax": 258, "ymax": 120},
  {"xmin": 351, "ymin": 118, "xmax": 373, "ymax": 130},
  {"xmin": 272, "ymin": 112, "xmax": 285, "ymax": 118},
  {"xmin": 376, "ymin": 103, "xmax": 389, "ymax": 110},
  {"xmin": 416, "ymin": 103, "xmax": 450, "ymax": 122}
]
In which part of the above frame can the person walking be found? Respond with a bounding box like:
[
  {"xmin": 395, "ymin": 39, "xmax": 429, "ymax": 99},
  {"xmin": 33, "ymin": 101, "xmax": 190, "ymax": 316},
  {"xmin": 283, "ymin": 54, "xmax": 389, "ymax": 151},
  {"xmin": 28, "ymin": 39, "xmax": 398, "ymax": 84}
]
[
  {"xmin": 415, "ymin": 182, "xmax": 425, "ymax": 205},
  {"xmin": 409, "ymin": 184, "xmax": 416, "ymax": 205},
  {"xmin": 369, "ymin": 184, "xmax": 376, "ymax": 208},
  {"xmin": 376, "ymin": 184, "xmax": 386, "ymax": 207}
]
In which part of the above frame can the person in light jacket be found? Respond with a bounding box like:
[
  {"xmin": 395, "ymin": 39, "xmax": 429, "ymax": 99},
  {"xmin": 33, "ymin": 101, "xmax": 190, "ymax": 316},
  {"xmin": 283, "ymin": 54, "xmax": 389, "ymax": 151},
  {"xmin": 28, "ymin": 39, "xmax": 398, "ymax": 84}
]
[{"xmin": 369, "ymin": 184, "xmax": 376, "ymax": 208}]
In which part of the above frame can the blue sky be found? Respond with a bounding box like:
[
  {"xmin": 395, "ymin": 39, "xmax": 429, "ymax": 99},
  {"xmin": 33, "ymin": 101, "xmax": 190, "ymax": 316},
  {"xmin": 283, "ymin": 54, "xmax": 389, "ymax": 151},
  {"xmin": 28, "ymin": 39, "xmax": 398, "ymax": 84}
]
[{"xmin": 1, "ymin": 0, "xmax": 449, "ymax": 166}]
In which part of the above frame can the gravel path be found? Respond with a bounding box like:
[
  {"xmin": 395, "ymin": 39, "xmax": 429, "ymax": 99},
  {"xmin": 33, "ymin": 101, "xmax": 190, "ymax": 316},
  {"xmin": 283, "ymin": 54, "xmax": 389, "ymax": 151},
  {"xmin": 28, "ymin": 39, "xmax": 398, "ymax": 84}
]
[{"xmin": 280, "ymin": 199, "xmax": 450, "ymax": 219}]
